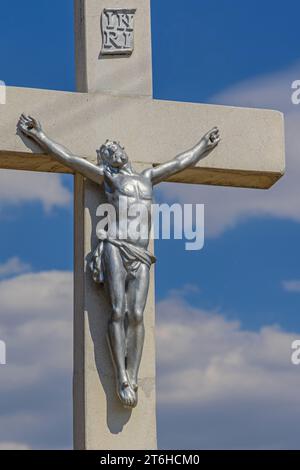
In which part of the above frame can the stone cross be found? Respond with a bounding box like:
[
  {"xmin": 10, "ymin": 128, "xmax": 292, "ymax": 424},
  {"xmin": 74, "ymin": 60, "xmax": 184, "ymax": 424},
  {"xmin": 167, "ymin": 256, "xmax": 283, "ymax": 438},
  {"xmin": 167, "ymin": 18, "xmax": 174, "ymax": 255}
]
[{"xmin": 0, "ymin": 0, "xmax": 285, "ymax": 450}]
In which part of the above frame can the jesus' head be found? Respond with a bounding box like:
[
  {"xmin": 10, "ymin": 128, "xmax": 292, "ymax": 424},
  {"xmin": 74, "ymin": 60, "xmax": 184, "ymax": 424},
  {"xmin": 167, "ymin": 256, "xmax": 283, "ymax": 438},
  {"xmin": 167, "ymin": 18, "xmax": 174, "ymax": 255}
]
[{"xmin": 98, "ymin": 140, "xmax": 129, "ymax": 169}]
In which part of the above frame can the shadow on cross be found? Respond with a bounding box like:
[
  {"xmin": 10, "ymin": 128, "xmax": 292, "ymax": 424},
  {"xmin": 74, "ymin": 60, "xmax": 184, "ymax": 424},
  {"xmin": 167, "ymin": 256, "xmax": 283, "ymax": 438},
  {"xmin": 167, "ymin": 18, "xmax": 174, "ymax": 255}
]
[
  {"xmin": 16, "ymin": 126, "xmax": 44, "ymax": 154},
  {"xmin": 85, "ymin": 179, "xmax": 132, "ymax": 433}
]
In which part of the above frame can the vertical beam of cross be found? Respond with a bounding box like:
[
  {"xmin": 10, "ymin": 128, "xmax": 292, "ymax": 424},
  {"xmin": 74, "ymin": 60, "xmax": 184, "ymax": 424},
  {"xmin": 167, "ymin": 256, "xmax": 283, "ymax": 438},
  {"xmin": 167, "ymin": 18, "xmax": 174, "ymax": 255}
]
[
  {"xmin": 75, "ymin": 0, "xmax": 152, "ymax": 96},
  {"xmin": 73, "ymin": 0, "xmax": 157, "ymax": 450}
]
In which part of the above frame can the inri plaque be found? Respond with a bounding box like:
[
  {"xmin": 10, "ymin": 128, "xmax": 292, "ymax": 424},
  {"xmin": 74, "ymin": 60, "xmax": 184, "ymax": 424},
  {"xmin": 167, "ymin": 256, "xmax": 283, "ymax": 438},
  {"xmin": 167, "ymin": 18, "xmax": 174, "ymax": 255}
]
[{"xmin": 101, "ymin": 8, "xmax": 136, "ymax": 56}]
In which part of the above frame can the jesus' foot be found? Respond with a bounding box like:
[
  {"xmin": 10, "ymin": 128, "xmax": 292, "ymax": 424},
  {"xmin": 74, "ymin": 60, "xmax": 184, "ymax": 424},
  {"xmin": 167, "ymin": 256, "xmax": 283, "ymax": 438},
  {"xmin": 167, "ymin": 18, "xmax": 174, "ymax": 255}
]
[
  {"xmin": 116, "ymin": 379, "xmax": 137, "ymax": 408},
  {"xmin": 126, "ymin": 372, "xmax": 139, "ymax": 393}
]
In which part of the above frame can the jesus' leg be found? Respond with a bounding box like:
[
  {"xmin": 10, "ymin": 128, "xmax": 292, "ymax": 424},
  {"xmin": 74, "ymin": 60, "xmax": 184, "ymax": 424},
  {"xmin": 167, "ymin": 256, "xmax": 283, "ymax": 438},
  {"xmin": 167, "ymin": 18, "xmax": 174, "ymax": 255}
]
[
  {"xmin": 126, "ymin": 263, "xmax": 150, "ymax": 394},
  {"xmin": 103, "ymin": 243, "xmax": 136, "ymax": 408}
]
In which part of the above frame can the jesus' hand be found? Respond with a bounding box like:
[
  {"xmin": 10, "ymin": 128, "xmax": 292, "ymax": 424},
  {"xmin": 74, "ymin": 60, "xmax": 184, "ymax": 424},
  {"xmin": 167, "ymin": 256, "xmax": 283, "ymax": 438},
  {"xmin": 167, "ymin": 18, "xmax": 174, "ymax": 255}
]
[
  {"xmin": 201, "ymin": 127, "xmax": 220, "ymax": 152},
  {"xmin": 17, "ymin": 114, "xmax": 44, "ymax": 140}
]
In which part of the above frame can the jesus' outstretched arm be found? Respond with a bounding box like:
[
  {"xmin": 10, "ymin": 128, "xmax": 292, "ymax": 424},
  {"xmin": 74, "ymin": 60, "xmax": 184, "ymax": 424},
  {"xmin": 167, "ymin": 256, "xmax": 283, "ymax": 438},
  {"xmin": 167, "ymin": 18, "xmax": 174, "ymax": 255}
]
[
  {"xmin": 17, "ymin": 114, "xmax": 103, "ymax": 184},
  {"xmin": 142, "ymin": 127, "xmax": 220, "ymax": 185}
]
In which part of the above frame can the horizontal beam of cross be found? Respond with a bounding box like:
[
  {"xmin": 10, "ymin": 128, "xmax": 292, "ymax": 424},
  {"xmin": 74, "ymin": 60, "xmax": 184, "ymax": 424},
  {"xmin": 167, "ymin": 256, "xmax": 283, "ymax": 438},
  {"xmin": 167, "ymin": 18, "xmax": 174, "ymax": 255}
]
[
  {"xmin": 0, "ymin": 151, "xmax": 71, "ymax": 174},
  {"xmin": 0, "ymin": 87, "xmax": 285, "ymax": 188}
]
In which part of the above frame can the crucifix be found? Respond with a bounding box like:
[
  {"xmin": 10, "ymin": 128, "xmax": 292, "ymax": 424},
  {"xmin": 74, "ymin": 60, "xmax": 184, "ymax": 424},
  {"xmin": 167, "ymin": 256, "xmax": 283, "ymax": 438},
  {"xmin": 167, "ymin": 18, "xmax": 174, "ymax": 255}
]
[{"xmin": 0, "ymin": 0, "xmax": 285, "ymax": 450}]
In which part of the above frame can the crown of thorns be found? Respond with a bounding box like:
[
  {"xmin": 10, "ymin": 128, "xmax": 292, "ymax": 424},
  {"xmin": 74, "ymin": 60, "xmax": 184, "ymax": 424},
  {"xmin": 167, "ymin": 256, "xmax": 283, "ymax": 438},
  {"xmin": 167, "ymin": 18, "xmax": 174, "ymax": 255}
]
[
  {"xmin": 102, "ymin": 140, "xmax": 125, "ymax": 152},
  {"xmin": 97, "ymin": 140, "xmax": 126, "ymax": 164}
]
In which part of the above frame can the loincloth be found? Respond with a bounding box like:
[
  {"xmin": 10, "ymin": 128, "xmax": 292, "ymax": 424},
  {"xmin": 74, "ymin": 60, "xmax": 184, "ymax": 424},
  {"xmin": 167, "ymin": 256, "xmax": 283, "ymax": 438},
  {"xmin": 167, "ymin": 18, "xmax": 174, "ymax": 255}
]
[{"xmin": 89, "ymin": 234, "xmax": 156, "ymax": 284}]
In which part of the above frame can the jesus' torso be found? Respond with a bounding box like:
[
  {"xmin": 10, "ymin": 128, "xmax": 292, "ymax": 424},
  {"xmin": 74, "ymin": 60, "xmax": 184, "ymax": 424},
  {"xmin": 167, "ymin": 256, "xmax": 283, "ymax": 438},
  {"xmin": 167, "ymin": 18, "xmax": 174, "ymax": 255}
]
[{"xmin": 103, "ymin": 170, "xmax": 153, "ymax": 249}]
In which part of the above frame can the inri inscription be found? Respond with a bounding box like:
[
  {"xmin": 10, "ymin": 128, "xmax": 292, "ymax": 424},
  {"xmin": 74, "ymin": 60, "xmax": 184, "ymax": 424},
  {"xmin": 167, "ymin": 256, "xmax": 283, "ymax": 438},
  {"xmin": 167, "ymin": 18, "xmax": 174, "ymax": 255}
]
[{"xmin": 101, "ymin": 8, "xmax": 136, "ymax": 55}]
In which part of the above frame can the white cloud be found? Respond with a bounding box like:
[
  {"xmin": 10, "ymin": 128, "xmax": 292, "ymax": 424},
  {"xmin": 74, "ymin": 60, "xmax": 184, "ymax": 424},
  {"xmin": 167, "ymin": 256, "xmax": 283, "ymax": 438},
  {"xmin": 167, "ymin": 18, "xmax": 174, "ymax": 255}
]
[
  {"xmin": 156, "ymin": 293, "xmax": 300, "ymax": 449},
  {"xmin": 0, "ymin": 270, "xmax": 73, "ymax": 449},
  {"xmin": 157, "ymin": 295, "xmax": 299, "ymax": 405},
  {"xmin": 0, "ymin": 270, "xmax": 72, "ymax": 320},
  {"xmin": 0, "ymin": 271, "xmax": 73, "ymax": 387},
  {"xmin": 168, "ymin": 283, "xmax": 201, "ymax": 298},
  {"xmin": 0, "ymin": 442, "xmax": 31, "ymax": 450},
  {"xmin": 0, "ymin": 170, "xmax": 71, "ymax": 212},
  {"xmin": 282, "ymin": 280, "xmax": 300, "ymax": 292},
  {"xmin": 158, "ymin": 61, "xmax": 300, "ymax": 237},
  {"xmin": 0, "ymin": 257, "xmax": 31, "ymax": 279}
]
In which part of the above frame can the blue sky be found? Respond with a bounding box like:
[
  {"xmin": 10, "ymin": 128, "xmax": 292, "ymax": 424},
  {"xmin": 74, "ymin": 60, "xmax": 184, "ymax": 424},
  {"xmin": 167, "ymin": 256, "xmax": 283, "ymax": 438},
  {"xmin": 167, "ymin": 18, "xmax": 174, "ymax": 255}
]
[{"xmin": 0, "ymin": 0, "xmax": 300, "ymax": 450}]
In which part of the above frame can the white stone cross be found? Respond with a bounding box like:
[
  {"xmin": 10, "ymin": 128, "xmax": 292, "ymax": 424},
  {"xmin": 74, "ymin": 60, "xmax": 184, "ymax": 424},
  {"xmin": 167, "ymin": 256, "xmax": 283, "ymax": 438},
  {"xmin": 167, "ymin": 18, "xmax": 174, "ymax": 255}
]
[{"xmin": 0, "ymin": 0, "xmax": 285, "ymax": 450}]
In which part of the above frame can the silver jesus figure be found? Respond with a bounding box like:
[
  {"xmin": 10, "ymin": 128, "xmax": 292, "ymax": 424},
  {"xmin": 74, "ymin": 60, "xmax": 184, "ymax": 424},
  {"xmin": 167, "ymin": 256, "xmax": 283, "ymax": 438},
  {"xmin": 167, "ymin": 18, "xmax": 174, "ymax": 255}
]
[{"xmin": 18, "ymin": 114, "xmax": 220, "ymax": 408}]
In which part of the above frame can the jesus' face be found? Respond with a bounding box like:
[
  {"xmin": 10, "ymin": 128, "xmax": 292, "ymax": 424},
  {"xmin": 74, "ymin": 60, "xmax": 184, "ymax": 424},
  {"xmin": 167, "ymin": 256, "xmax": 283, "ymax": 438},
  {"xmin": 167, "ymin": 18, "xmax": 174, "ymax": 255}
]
[{"xmin": 100, "ymin": 141, "xmax": 128, "ymax": 169}]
